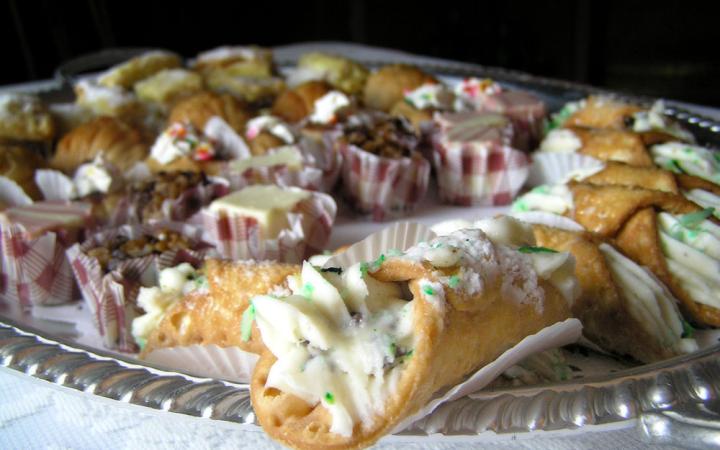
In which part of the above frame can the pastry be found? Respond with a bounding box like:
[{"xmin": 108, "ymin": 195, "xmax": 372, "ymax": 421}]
[
  {"xmin": 249, "ymin": 224, "xmax": 575, "ymax": 449},
  {"xmin": 363, "ymin": 64, "xmax": 437, "ymax": 112},
  {"xmin": 193, "ymin": 45, "xmax": 274, "ymax": 78},
  {"xmin": 167, "ymin": 91, "xmax": 250, "ymax": 134},
  {"xmin": 389, "ymin": 83, "xmax": 454, "ymax": 130},
  {"xmin": 0, "ymin": 93, "xmax": 55, "ymax": 142},
  {"xmin": 146, "ymin": 121, "xmax": 221, "ymax": 174},
  {"xmin": 205, "ymin": 71, "xmax": 285, "ymax": 104},
  {"xmin": 582, "ymin": 162, "xmax": 679, "ymax": 193},
  {"xmin": 139, "ymin": 259, "xmax": 300, "ymax": 355},
  {"xmin": 0, "ymin": 144, "xmax": 45, "ymax": 200},
  {"xmin": 291, "ymin": 52, "xmax": 369, "ymax": 95},
  {"xmin": 51, "ymin": 117, "xmax": 148, "ymax": 172},
  {"xmin": 532, "ymin": 223, "xmax": 696, "ymax": 363},
  {"xmin": 271, "ymin": 81, "xmax": 334, "ymax": 123},
  {"xmin": 539, "ymin": 126, "xmax": 653, "ymax": 167},
  {"xmin": 74, "ymin": 80, "xmax": 145, "ymax": 120},
  {"xmin": 245, "ymin": 115, "xmax": 297, "ymax": 155},
  {"xmin": 97, "ymin": 50, "xmax": 182, "ymax": 89},
  {"xmin": 133, "ymin": 68, "xmax": 204, "ymax": 106}
]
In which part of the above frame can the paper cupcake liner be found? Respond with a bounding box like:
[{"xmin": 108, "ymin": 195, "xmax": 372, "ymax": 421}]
[
  {"xmin": 0, "ymin": 177, "xmax": 33, "ymax": 207},
  {"xmin": 111, "ymin": 177, "xmax": 230, "ymax": 226},
  {"xmin": 143, "ymin": 344, "xmax": 260, "ymax": 383},
  {"xmin": 527, "ymin": 152, "xmax": 605, "ymax": 187},
  {"xmin": 0, "ymin": 224, "xmax": 83, "ymax": 310},
  {"xmin": 203, "ymin": 116, "xmax": 252, "ymax": 160},
  {"xmin": 199, "ymin": 190, "xmax": 337, "ymax": 263},
  {"xmin": 338, "ymin": 143, "xmax": 431, "ymax": 222},
  {"xmin": 66, "ymin": 221, "xmax": 215, "ymax": 352},
  {"xmin": 218, "ymin": 159, "xmax": 325, "ymax": 192},
  {"xmin": 299, "ymin": 131, "xmax": 343, "ymax": 192},
  {"xmin": 34, "ymin": 169, "xmax": 76, "ymax": 201},
  {"xmin": 432, "ymin": 134, "xmax": 530, "ymax": 206}
]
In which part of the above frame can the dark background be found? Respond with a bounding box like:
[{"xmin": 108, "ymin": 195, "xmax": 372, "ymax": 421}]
[{"xmin": 3, "ymin": 0, "xmax": 719, "ymax": 106}]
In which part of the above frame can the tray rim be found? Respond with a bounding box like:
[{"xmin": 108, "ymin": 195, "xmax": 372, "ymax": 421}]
[{"xmin": 2, "ymin": 50, "xmax": 720, "ymax": 446}]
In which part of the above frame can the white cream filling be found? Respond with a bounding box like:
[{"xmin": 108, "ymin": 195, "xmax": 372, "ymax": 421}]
[
  {"xmin": 245, "ymin": 115, "xmax": 296, "ymax": 144},
  {"xmin": 131, "ymin": 263, "xmax": 206, "ymax": 349},
  {"xmin": 150, "ymin": 122, "xmax": 215, "ymax": 165},
  {"xmin": 599, "ymin": 243, "xmax": 696, "ymax": 353},
  {"xmin": 632, "ymin": 101, "xmax": 695, "ymax": 142},
  {"xmin": 253, "ymin": 262, "xmax": 414, "ymax": 437},
  {"xmin": 651, "ymin": 142, "xmax": 720, "ymax": 185},
  {"xmin": 403, "ymin": 83, "xmax": 454, "ymax": 110},
  {"xmin": 309, "ymin": 91, "xmax": 350, "ymax": 124},
  {"xmin": 539, "ymin": 128, "xmax": 582, "ymax": 153},
  {"xmin": 684, "ymin": 189, "xmax": 720, "ymax": 219},
  {"xmin": 511, "ymin": 184, "xmax": 574, "ymax": 215},
  {"xmin": 658, "ymin": 212, "xmax": 720, "ymax": 310},
  {"xmin": 73, "ymin": 156, "xmax": 115, "ymax": 197}
]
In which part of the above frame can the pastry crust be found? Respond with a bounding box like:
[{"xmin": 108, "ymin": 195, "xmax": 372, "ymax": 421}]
[
  {"xmin": 205, "ymin": 72, "xmax": 285, "ymax": 103},
  {"xmin": 193, "ymin": 46, "xmax": 274, "ymax": 78},
  {"xmin": 51, "ymin": 117, "xmax": 148, "ymax": 172},
  {"xmin": 0, "ymin": 93, "xmax": 55, "ymax": 142},
  {"xmin": 271, "ymin": 81, "xmax": 333, "ymax": 123},
  {"xmin": 389, "ymin": 100, "xmax": 433, "ymax": 130},
  {"xmin": 363, "ymin": 64, "xmax": 437, "ymax": 112},
  {"xmin": 167, "ymin": 91, "xmax": 250, "ymax": 134},
  {"xmin": 568, "ymin": 126, "xmax": 653, "ymax": 167},
  {"xmin": 97, "ymin": 50, "xmax": 182, "ymax": 89},
  {"xmin": 251, "ymin": 257, "xmax": 570, "ymax": 450},
  {"xmin": 248, "ymin": 131, "xmax": 286, "ymax": 156},
  {"xmin": 565, "ymin": 96, "xmax": 643, "ymax": 130},
  {"xmin": 583, "ymin": 162, "xmax": 679, "ymax": 193},
  {"xmin": 0, "ymin": 144, "xmax": 45, "ymax": 200},
  {"xmin": 133, "ymin": 68, "xmax": 204, "ymax": 105},
  {"xmin": 142, "ymin": 259, "xmax": 299, "ymax": 357},
  {"xmin": 675, "ymin": 173, "xmax": 720, "ymax": 196},
  {"xmin": 296, "ymin": 52, "xmax": 369, "ymax": 95},
  {"xmin": 532, "ymin": 224, "xmax": 679, "ymax": 362}
]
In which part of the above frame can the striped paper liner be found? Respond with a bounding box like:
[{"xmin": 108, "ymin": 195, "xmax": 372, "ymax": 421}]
[
  {"xmin": 0, "ymin": 202, "xmax": 93, "ymax": 309},
  {"xmin": 66, "ymin": 221, "xmax": 215, "ymax": 352},
  {"xmin": 338, "ymin": 142, "xmax": 431, "ymax": 222},
  {"xmin": 199, "ymin": 190, "xmax": 336, "ymax": 263}
]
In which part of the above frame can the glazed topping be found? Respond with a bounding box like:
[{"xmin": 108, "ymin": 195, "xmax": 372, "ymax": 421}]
[
  {"xmin": 651, "ymin": 142, "xmax": 720, "ymax": 185},
  {"xmin": 684, "ymin": 189, "xmax": 720, "ymax": 219},
  {"xmin": 539, "ymin": 128, "xmax": 582, "ymax": 153},
  {"xmin": 252, "ymin": 261, "xmax": 415, "ymax": 436},
  {"xmin": 631, "ymin": 101, "xmax": 694, "ymax": 142},
  {"xmin": 512, "ymin": 184, "xmax": 574, "ymax": 215},
  {"xmin": 545, "ymin": 99, "xmax": 586, "ymax": 131},
  {"xmin": 85, "ymin": 229, "xmax": 192, "ymax": 272},
  {"xmin": 73, "ymin": 155, "xmax": 117, "ymax": 197},
  {"xmin": 309, "ymin": 91, "xmax": 351, "ymax": 124},
  {"xmin": 403, "ymin": 83, "xmax": 454, "ymax": 110},
  {"xmin": 131, "ymin": 263, "xmax": 208, "ymax": 349},
  {"xmin": 150, "ymin": 122, "xmax": 217, "ymax": 165},
  {"xmin": 208, "ymin": 185, "xmax": 311, "ymax": 239},
  {"xmin": 657, "ymin": 210, "xmax": 720, "ymax": 309},
  {"xmin": 229, "ymin": 145, "xmax": 304, "ymax": 172},
  {"xmin": 599, "ymin": 243, "xmax": 696, "ymax": 353},
  {"xmin": 343, "ymin": 114, "xmax": 418, "ymax": 159},
  {"xmin": 245, "ymin": 115, "xmax": 295, "ymax": 144}
]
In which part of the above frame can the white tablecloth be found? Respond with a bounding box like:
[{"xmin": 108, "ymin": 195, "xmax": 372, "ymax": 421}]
[{"xmin": 0, "ymin": 41, "xmax": 711, "ymax": 450}]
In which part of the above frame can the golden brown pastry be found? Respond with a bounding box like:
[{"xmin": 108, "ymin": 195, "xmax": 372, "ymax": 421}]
[
  {"xmin": 97, "ymin": 50, "xmax": 182, "ymax": 89},
  {"xmin": 532, "ymin": 224, "xmax": 693, "ymax": 363},
  {"xmin": 205, "ymin": 72, "xmax": 286, "ymax": 104},
  {"xmin": 249, "ymin": 226, "xmax": 574, "ymax": 449},
  {"xmin": 167, "ymin": 91, "xmax": 250, "ymax": 134},
  {"xmin": 389, "ymin": 100, "xmax": 433, "ymax": 130},
  {"xmin": 50, "ymin": 117, "xmax": 148, "ymax": 172},
  {"xmin": 583, "ymin": 162, "xmax": 679, "ymax": 193},
  {"xmin": 271, "ymin": 81, "xmax": 333, "ymax": 123},
  {"xmin": 676, "ymin": 173, "xmax": 720, "ymax": 196},
  {"xmin": 363, "ymin": 64, "xmax": 437, "ymax": 112},
  {"xmin": 568, "ymin": 126, "xmax": 653, "ymax": 167},
  {"xmin": 0, "ymin": 144, "xmax": 45, "ymax": 200},
  {"xmin": 133, "ymin": 68, "xmax": 204, "ymax": 106},
  {"xmin": 142, "ymin": 259, "xmax": 300, "ymax": 357},
  {"xmin": 0, "ymin": 93, "xmax": 55, "ymax": 142},
  {"xmin": 248, "ymin": 132, "xmax": 286, "ymax": 156},
  {"xmin": 565, "ymin": 96, "xmax": 643, "ymax": 130},
  {"xmin": 294, "ymin": 52, "xmax": 369, "ymax": 95},
  {"xmin": 193, "ymin": 46, "xmax": 274, "ymax": 78}
]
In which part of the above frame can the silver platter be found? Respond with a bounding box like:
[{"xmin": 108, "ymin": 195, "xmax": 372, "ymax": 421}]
[{"xmin": 3, "ymin": 49, "xmax": 720, "ymax": 447}]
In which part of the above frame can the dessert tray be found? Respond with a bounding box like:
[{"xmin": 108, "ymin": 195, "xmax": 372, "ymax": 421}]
[{"xmin": 2, "ymin": 45, "xmax": 720, "ymax": 448}]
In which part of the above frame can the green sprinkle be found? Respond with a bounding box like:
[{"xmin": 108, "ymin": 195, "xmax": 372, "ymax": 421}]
[
  {"xmin": 403, "ymin": 349, "xmax": 414, "ymax": 361},
  {"xmin": 136, "ymin": 337, "xmax": 146, "ymax": 351},
  {"xmin": 360, "ymin": 262, "xmax": 369, "ymax": 277},
  {"xmin": 301, "ymin": 283, "xmax": 314, "ymax": 298},
  {"xmin": 194, "ymin": 275, "xmax": 208, "ymax": 290},
  {"xmin": 531, "ymin": 185, "xmax": 550, "ymax": 194},
  {"xmin": 448, "ymin": 275, "xmax": 460, "ymax": 289},
  {"xmin": 371, "ymin": 254, "xmax": 386, "ymax": 270},
  {"xmin": 389, "ymin": 342, "xmax": 397, "ymax": 356},
  {"xmin": 432, "ymin": 242, "xmax": 443, "ymax": 249},
  {"xmin": 667, "ymin": 160, "xmax": 685, "ymax": 174},
  {"xmin": 387, "ymin": 248, "xmax": 403, "ymax": 257},
  {"xmin": 512, "ymin": 200, "xmax": 528, "ymax": 212},
  {"xmin": 681, "ymin": 319, "xmax": 695, "ymax": 339},
  {"xmin": 324, "ymin": 392, "xmax": 335, "ymax": 405},
  {"xmin": 240, "ymin": 304, "xmax": 256, "ymax": 342},
  {"xmin": 678, "ymin": 208, "xmax": 714, "ymax": 229},
  {"xmin": 423, "ymin": 285, "xmax": 435, "ymax": 296},
  {"xmin": 518, "ymin": 246, "xmax": 558, "ymax": 254}
]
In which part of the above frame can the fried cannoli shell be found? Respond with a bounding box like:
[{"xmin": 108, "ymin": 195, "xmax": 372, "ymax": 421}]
[
  {"xmin": 583, "ymin": 162, "xmax": 679, "ymax": 193},
  {"xmin": 675, "ymin": 173, "xmax": 720, "ymax": 196},
  {"xmin": 250, "ymin": 258, "xmax": 571, "ymax": 450},
  {"xmin": 142, "ymin": 259, "xmax": 299, "ymax": 357},
  {"xmin": 532, "ymin": 224, "xmax": 677, "ymax": 362},
  {"xmin": 565, "ymin": 96, "xmax": 643, "ymax": 130},
  {"xmin": 568, "ymin": 126, "xmax": 653, "ymax": 167},
  {"xmin": 615, "ymin": 208, "xmax": 720, "ymax": 327},
  {"xmin": 568, "ymin": 183, "xmax": 698, "ymax": 236}
]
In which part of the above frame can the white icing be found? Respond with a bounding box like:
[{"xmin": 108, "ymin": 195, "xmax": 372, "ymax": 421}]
[
  {"xmin": 309, "ymin": 91, "xmax": 350, "ymax": 124},
  {"xmin": 512, "ymin": 184, "xmax": 574, "ymax": 215},
  {"xmin": 73, "ymin": 156, "xmax": 115, "ymax": 197},
  {"xmin": 684, "ymin": 189, "xmax": 720, "ymax": 219},
  {"xmin": 651, "ymin": 142, "xmax": 720, "ymax": 185},
  {"xmin": 632, "ymin": 101, "xmax": 695, "ymax": 142},
  {"xmin": 150, "ymin": 122, "xmax": 215, "ymax": 165},
  {"xmin": 245, "ymin": 115, "xmax": 295, "ymax": 144},
  {"xmin": 403, "ymin": 83, "xmax": 454, "ymax": 110},
  {"xmin": 539, "ymin": 129, "xmax": 582, "ymax": 154}
]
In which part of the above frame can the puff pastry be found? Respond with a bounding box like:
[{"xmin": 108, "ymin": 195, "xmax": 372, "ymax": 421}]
[
  {"xmin": 363, "ymin": 64, "xmax": 437, "ymax": 112},
  {"xmin": 97, "ymin": 50, "xmax": 182, "ymax": 89},
  {"xmin": 133, "ymin": 68, "xmax": 204, "ymax": 105},
  {"xmin": 271, "ymin": 81, "xmax": 333, "ymax": 123},
  {"xmin": 294, "ymin": 52, "xmax": 369, "ymax": 95},
  {"xmin": 568, "ymin": 126, "xmax": 653, "ymax": 167},
  {"xmin": 193, "ymin": 45, "xmax": 274, "ymax": 78},
  {"xmin": 167, "ymin": 91, "xmax": 250, "ymax": 134},
  {"xmin": 51, "ymin": 117, "xmax": 148, "ymax": 172},
  {"xmin": 0, "ymin": 93, "xmax": 55, "ymax": 142}
]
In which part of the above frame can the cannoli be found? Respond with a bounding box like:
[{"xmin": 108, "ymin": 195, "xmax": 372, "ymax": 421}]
[
  {"xmin": 539, "ymin": 126, "xmax": 653, "ymax": 167},
  {"xmin": 249, "ymin": 222, "xmax": 576, "ymax": 449},
  {"xmin": 531, "ymin": 224, "xmax": 696, "ymax": 362},
  {"xmin": 582, "ymin": 162, "xmax": 679, "ymax": 193},
  {"xmin": 139, "ymin": 259, "xmax": 300, "ymax": 356}
]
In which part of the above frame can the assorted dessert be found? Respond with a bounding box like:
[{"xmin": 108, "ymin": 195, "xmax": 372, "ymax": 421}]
[{"xmin": 1, "ymin": 44, "xmax": 719, "ymax": 448}]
